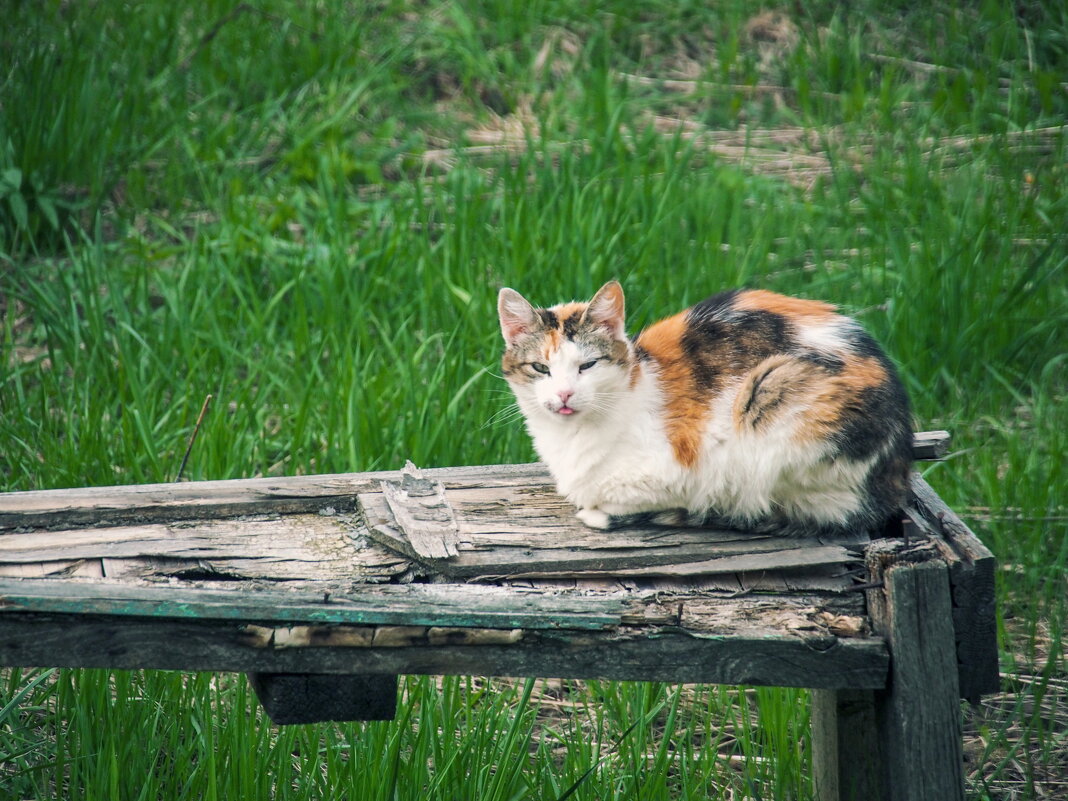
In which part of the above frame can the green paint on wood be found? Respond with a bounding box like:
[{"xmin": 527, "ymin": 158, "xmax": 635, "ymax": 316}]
[{"xmin": 0, "ymin": 579, "xmax": 622, "ymax": 630}]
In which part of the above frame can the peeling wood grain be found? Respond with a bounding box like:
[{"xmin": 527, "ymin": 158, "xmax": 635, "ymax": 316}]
[
  {"xmin": 239, "ymin": 624, "xmax": 374, "ymax": 649},
  {"xmin": 0, "ymin": 513, "xmax": 409, "ymax": 582},
  {"xmin": 361, "ymin": 487, "xmax": 867, "ymax": 578},
  {"xmin": 0, "ymin": 612, "xmax": 889, "ymax": 688},
  {"xmin": 0, "ymin": 559, "xmax": 104, "ymax": 579},
  {"xmin": 506, "ymin": 545, "xmax": 861, "ymax": 579},
  {"xmin": 0, "ymin": 464, "xmax": 551, "ymax": 531}
]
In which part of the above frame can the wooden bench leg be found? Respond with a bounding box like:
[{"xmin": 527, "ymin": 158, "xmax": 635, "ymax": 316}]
[
  {"xmin": 811, "ymin": 689, "xmax": 881, "ymax": 800},
  {"xmin": 870, "ymin": 554, "xmax": 966, "ymax": 801},
  {"xmin": 812, "ymin": 546, "xmax": 965, "ymax": 801}
]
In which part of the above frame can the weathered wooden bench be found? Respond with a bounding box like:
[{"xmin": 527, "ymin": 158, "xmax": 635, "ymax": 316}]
[{"xmin": 0, "ymin": 431, "xmax": 996, "ymax": 801}]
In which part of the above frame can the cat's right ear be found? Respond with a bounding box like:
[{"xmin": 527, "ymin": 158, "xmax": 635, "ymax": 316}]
[
  {"xmin": 583, "ymin": 280, "xmax": 626, "ymax": 340},
  {"xmin": 498, "ymin": 288, "xmax": 538, "ymax": 345}
]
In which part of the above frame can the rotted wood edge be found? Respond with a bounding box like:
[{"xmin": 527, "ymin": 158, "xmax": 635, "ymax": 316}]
[
  {"xmin": 812, "ymin": 539, "xmax": 967, "ymax": 801},
  {"xmin": 867, "ymin": 539, "xmax": 966, "ymax": 801},
  {"xmin": 379, "ymin": 461, "xmax": 461, "ymax": 559}
]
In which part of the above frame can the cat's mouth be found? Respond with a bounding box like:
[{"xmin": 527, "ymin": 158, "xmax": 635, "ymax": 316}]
[{"xmin": 556, "ymin": 405, "xmax": 575, "ymax": 416}]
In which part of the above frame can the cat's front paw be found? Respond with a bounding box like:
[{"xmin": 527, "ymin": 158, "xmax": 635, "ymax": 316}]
[{"xmin": 576, "ymin": 508, "xmax": 613, "ymax": 530}]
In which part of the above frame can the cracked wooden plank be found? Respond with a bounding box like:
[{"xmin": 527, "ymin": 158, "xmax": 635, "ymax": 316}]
[
  {"xmin": 0, "ymin": 512, "xmax": 409, "ymax": 582},
  {"xmin": 0, "ymin": 464, "xmax": 550, "ymax": 531},
  {"xmin": 0, "ymin": 432, "xmax": 990, "ymax": 708},
  {"xmin": 0, "ymin": 434, "xmax": 942, "ymax": 531},
  {"xmin": 361, "ymin": 484, "xmax": 866, "ymax": 578}
]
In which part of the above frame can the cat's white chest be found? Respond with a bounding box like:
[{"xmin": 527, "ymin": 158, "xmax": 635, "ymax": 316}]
[{"xmin": 523, "ymin": 375, "xmax": 686, "ymax": 510}]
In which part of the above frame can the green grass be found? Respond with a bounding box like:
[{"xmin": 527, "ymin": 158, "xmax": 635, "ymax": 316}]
[{"xmin": 2, "ymin": 1, "xmax": 1066, "ymax": 798}]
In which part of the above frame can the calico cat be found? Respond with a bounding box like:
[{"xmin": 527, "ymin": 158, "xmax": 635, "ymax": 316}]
[{"xmin": 497, "ymin": 281, "xmax": 912, "ymax": 536}]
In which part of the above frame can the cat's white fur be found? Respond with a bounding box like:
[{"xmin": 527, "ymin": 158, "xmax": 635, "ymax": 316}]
[{"xmin": 506, "ymin": 322, "xmax": 875, "ymax": 531}]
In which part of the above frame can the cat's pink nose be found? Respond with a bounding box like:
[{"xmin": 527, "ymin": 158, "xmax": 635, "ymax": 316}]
[{"xmin": 557, "ymin": 388, "xmax": 574, "ymax": 404}]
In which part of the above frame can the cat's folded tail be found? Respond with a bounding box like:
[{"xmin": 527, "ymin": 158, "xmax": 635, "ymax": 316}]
[{"xmin": 583, "ymin": 507, "xmax": 889, "ymax": 538}]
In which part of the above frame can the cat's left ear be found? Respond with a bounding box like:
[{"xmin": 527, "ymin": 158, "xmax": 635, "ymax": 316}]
[
  {"xmin": 498, "ymin": 288, "xmax": 539, "ymax": 345},
  {"xmin": 583, "ymin": 281, "xmax": 626, "ymax": 340}
]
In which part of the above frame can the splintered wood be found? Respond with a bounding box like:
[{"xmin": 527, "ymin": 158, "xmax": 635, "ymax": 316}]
[{"xmin": 379, "ymin": 461, "xmax": 461, "ymax": 559}]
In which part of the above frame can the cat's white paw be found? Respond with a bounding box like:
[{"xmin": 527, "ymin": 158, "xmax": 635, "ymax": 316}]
[{"xmin": 576, "ymin": 508, "xmax": 612, "ymax": 530}]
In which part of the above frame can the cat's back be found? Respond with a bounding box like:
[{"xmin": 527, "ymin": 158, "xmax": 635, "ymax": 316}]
[
  {"xmin": 633, "ymin": 287, "xmax": 911, "ymax": 473},
  {"xmin": 635, "ymin": 289, "xmax": 845, "ymax": 374}
]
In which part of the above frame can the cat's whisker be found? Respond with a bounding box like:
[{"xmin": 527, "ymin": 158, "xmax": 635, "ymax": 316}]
[{"xmin": 481, "ymin": 404, "xmax": 527, "ymax": 430}]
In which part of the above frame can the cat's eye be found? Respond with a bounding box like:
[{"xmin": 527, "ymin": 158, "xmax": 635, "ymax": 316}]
[
  {"xmin": 579, "ymin": 359, "xmax": 599, "ymax": 372},
  {"xmin": 530, "ymin": 363, "xmax": 550, "ymax": 374}
]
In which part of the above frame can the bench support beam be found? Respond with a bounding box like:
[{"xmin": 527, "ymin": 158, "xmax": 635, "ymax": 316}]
[{"xmin": 248, "ymin": 673, "xmax": 398, "ymax": 725}]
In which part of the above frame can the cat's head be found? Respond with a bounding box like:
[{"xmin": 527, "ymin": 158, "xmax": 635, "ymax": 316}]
[{"xmin": 497, "ymin": 281, "xmax": 634, "ymax": 422}]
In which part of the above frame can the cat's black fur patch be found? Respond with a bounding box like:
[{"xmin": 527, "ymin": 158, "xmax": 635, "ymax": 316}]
[
  {"xmin": 832, "ymin": 378, "xmax": 911, "ymax": 461},
  {"xmin": 797, "ymin": 351, "xmax": 846, "ymax": 372},
  {"xmin": 683, "ymin": 301, "xmax": 790, "ymax": 393},
  {"xmin": 844, "ymin": 327, "xmax": 888, "ymax": 360},
  {"xmin": 537, "ymin": 309, "xmax": 558, "ymax": 328},
  {"xmin": 561, "ymin": 310, "xmax": 584, "ymax": 339},
  {"xmin": 688, "ymin": 290, "xmax": 741, "ymax": 321}
]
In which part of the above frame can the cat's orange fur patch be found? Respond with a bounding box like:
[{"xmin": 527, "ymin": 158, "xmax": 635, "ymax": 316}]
[
  {"xmin": 732, "ymin": 354, "xmax": 818, "ymax": 431},
  {"xmin": 798, "ymin": 356, "xmax": 890, "ymax": 442},
  {"xmin": 734, "ymin": 289, "xmax": 837, "ymax": 319},
  {"xmin": 552, "ymin": 302, "xmax": 588, "ymax": 323},
  {"xmin": 635, "ymin": 312, "xmax": 706, "ymax": 467},
  {"xmin": 540, "ymin": 328, "xmax": 562, "ymax": 357},
  {"xmin": 733, "ymin": 353, "xmax": 891, "ymax": 444}
]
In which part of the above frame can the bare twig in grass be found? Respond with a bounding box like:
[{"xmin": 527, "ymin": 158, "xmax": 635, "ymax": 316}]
[
  {"xmin": 618, "ymin": 72, "xmax": 841, "ymax": 102},
  {"xmin": 175, "ymin": 394, "xmax": 213, "ymax": 482},
  {"xmin": 868, "ymin": 52, "xmax": 1068, "ymax": 92},
  {"xmin": 867, "ymin": 52, "xmax": 964, "ymax": 77},
  {"xmin": 961, "ymin": 615, "xmax": 1068, "ymax": 799}
]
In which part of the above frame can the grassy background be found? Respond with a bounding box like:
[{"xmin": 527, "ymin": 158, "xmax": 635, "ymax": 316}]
[{"xmin": 1, "ymin": 1, "xmax": 1065, "ymax": 798}]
